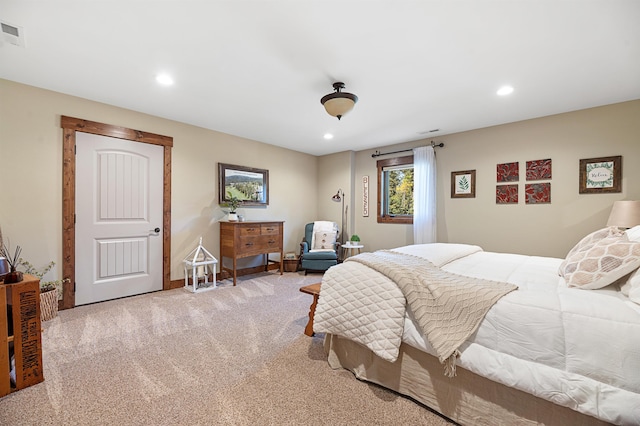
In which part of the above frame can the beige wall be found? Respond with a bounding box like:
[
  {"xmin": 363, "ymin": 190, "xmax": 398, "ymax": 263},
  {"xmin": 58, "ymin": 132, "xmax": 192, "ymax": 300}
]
[
  {"xmin": 340, "ymin": 100, "xmax": 640, "ymax": 258},
  {"xmin": 0, "ymin": 79, "xmax": 318, "ymax": 281},
  {"xmin": 2, "ymin": 78, "xmax": 638, "ymax": 285}
]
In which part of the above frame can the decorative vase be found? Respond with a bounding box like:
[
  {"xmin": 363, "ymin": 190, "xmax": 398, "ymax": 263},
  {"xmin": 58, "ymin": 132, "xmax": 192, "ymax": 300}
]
[
  {"xmin": 40, "ymin": 288, "xmax": 59, "ymax": 321},
  {"xmin": 228, "ymin": 212, "xmax": 238, "ymax": 221},
  {"xmin": 4, "ymin": 270, "xmax": 23, "ymax": 284},
  {"xmin": 0, "ymin": 257, "xmax": 8, "ymax": 281}
]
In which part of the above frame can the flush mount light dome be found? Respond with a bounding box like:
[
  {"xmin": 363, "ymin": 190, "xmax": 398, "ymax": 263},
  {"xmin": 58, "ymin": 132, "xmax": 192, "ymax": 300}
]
[
  {"xmin": 321, "ymin": 82, "xmax": 358, "ymax": 120},
  {"xmin": 497, "ymin": 85, "xmax": 514, "ymax": 96},
  {"xmin": 156, "ymin": 73, "xmax": 174, "ymax": 86}
]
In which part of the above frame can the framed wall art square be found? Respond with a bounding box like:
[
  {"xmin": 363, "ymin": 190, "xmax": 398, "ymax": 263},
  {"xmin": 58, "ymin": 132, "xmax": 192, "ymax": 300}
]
[
  {"xmin": 526, "ymin": 159, "xmax": 552, "ymax": 181},
  {"xmin": 525, "ymin": 183, "xmax": 551, "ymax": 204},
  {"xmin": 451, "ymin": 170, "xmax": 476, "ymax": 198},
  {"xmin": 496, "ymin": 184, "xmax": 518, "ymax": 204},
  {"xmin": 579, "ymin": 156, "xmax": 622, "ymax": 194},
  {"xmin": 497, "ymin": 161, "xmax": 519, "ymax": 182}
]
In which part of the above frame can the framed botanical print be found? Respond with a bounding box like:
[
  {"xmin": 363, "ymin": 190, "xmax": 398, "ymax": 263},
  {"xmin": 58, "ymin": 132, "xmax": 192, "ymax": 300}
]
[
  {"xmin": 579, "ymin": 156, "xmax": 622, "ymax": 194},
  {"xmin": 451, "ymin": 170, "xmax": 476, "ymax": 198}
]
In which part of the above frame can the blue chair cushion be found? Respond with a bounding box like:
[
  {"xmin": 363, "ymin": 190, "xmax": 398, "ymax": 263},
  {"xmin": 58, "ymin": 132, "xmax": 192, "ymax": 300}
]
[{"xmin": 303, "ymin": 250, "xmax": 338, "ymax": 261}]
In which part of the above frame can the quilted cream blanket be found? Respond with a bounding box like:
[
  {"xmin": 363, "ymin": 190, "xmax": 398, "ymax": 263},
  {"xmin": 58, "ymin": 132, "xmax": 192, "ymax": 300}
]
[{"xmin": 315, "ymin": 249, "xmax": 516, "ymax": 376}]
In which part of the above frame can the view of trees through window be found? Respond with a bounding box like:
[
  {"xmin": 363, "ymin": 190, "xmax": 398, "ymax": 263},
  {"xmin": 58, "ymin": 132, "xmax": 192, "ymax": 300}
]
[
  {"xmin": 377, "ymin": 155, "xmax": 413, "ymax": 224},
  {"xmin": 387, "ymin": 167, "xmax": 414, "ymax": 215}
]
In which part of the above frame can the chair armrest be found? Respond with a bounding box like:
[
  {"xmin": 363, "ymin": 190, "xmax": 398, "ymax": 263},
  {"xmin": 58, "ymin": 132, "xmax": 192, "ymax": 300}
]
[{"xmin": 300, "ymin": 241, "xmax": 309, "ymax": 254}]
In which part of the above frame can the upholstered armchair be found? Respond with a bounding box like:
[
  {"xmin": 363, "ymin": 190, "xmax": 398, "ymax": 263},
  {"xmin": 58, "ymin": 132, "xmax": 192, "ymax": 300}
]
[{"xmin": 299, "ymin": 222, "xmax": 340, "ymax": 274}]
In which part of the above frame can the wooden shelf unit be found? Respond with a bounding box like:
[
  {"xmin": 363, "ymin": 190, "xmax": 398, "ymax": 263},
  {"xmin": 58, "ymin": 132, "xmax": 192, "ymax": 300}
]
[
  {"xmin": 1, "ymin": 274, "xmax": 44, "ymax": 397},
  {"xmin": 220, "ymin": 221, "xmax": 284, "ymax": 285}
]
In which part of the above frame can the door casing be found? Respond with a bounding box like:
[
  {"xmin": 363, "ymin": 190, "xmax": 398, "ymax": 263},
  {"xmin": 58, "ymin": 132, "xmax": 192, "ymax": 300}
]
[{"xmin": 61, "ymin": 116, "xmax": 174, "ymax": 309}]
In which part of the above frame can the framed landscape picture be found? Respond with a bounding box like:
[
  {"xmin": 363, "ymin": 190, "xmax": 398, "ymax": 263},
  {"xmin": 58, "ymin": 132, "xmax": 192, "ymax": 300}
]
[
  {"xmin": 579, "ymin": 156, "xmax": 622, "ymax": 194},
  {"xmin": 451, "ymin": 170, "xmax": 476, "ymax": 198},
  {"xmin": 218, "ymin": 163, "xmax": 269, "ymax": 206}
]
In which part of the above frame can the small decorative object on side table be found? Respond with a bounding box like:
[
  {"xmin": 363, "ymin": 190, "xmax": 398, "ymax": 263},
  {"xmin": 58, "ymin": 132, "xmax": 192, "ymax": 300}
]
[{"xmin": 342, "ymin": 241, "xmax": 364, "ymax": 259}]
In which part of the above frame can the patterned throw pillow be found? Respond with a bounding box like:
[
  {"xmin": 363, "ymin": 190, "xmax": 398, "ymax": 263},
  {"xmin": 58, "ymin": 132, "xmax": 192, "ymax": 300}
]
[
  {"xmin": 313, "ymin": 231, "xmax": 336, "ymax": 250},
  {"xmin": 558, "ymin": 226, "xmax": 624, "ymax": 275},
  {"xmin": 561, "ymin": 234, "xmax": 640, "ymax": 290}
]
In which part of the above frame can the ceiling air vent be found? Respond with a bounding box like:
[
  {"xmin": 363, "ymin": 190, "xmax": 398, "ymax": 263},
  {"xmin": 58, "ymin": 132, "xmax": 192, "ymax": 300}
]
[{"xmin": 0, "ymin": 20, "xmax": 25, "ymax": 47}]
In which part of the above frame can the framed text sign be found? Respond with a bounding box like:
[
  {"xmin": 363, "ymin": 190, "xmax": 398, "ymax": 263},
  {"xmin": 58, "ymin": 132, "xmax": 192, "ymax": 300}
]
[
  {"xmin": 362, "ymin": 175, "xmax": 369, "ymax": 217},
  {"xmin": 579, "ymin": 156, "xmax": 622, "ymax": 194}
]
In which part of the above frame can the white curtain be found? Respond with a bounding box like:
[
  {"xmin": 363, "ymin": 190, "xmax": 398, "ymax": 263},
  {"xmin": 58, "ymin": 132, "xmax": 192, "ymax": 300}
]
[{"xmin": 413, "ymin": 146, "xmax": 437, "ymax": 244}]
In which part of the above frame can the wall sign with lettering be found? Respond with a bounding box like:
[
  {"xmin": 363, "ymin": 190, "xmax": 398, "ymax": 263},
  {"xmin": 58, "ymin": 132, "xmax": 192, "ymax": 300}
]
[
  {"xmin": 362, "ymin": 175, "xmax": 369, "ymax": 217},
  {"xmin": 579, "ymin": 155, "xmax": 622, "ymax": 194}
]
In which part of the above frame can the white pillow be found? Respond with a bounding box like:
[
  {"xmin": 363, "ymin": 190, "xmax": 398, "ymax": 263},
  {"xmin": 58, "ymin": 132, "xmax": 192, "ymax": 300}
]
[
  {"xmin": 619, "ymin": 225, "xmax": 640, "ymax": 304},
  {"xmin": 626, "ymin": 225, "xmax": 640, "ymax": 242},
  {"xmin": 560, "ymin": 234, "xmax": 640, "ymax": 290},
  {"xmin": 313, "ymin": 231, "xmax": 336, "ymax": 250}
]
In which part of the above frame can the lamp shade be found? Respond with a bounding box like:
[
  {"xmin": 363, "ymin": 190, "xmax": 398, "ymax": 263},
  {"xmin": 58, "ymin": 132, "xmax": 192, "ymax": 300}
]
[
  {"xmin": 606, "ymin": 200, "xmax": 640, "ymax": 228},
  {"xmin": 321, "ymin": 82, "xmax": 358, "ymax": 120}
]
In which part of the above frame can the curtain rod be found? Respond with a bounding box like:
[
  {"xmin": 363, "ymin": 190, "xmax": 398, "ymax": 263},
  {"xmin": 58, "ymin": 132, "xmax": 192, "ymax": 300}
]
[{"xmin": 371, "ymin": 141, "xmax": 444, "ymax": 158}]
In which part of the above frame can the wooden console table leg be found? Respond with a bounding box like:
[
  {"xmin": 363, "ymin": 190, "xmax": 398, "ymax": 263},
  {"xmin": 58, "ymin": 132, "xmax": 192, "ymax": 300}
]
[
  {"xmin": 305, "ymin": 294, "xmax": 319, "ymax": 337},
  {"xmin": 299, "ymin": 283, "xmax": 321, "ymax": 337}
]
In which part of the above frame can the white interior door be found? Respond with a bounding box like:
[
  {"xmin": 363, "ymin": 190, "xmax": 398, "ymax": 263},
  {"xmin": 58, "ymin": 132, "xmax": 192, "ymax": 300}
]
[{"xmin": 75, "ymin": 132, "xmax": 164, "ymax": 305}]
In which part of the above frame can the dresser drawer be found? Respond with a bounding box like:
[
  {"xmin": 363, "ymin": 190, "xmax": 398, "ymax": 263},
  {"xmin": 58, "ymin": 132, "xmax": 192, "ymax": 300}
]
[
  {"xmin": 238, "ymin": 235, "xmax": 281, "ymax": 254},
  {"xmin": 261, "ymin": 224, "xmax": 280, "ymax": 235},
  {"xmin": 239, "ymin": 225, "xmax": 262, "ymax": 236}
]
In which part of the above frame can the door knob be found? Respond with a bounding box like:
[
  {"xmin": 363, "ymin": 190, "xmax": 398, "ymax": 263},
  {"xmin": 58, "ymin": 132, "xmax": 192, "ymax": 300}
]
[{"xmin": 150, "ymin": 227, "xmax": 161, "ymax": 234}]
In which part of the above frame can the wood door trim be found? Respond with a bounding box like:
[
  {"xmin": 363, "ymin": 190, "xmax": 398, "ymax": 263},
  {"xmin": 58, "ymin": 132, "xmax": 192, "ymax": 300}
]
[{"xmin": 60, "ymin": 116, "xmax": 173, "ymax": 309}]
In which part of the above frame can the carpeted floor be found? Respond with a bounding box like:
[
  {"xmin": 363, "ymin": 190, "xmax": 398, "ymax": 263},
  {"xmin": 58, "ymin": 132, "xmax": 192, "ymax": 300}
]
[{"xmin": 1, "ymin": 272, "xmax": 453, "ymax": 425}]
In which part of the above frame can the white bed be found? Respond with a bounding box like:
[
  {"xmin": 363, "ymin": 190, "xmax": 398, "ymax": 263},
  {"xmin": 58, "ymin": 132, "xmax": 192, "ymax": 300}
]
[{"xmin": 315, "ymin": 227, "xmax": 640, "ymax": 425}]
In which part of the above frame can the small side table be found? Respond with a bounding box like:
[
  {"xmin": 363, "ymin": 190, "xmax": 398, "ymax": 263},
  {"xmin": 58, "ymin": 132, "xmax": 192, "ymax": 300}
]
[
  {"xmin": 299, "ymin": 283, "xmax": 321, "ymax": 337},
  {"xmin": 342, "ymin": 243, "xmax": 364, "ymax": 259}
]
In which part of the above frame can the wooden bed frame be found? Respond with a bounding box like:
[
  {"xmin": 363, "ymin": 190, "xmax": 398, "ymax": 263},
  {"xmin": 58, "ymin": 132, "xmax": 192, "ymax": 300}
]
[{"xmin": 324, "ymin": 334, "xmax": 610, "ymax": 426}]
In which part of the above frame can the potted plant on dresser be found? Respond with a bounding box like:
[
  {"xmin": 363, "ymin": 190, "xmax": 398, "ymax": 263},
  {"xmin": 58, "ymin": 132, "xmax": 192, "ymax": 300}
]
[
  {"xmin": 224, "ymin": 192, "xmax": 241, "ymax": 221},
  {"xmin": 20, "ymin": 260, "xmax": 69, "ymax": 321}
]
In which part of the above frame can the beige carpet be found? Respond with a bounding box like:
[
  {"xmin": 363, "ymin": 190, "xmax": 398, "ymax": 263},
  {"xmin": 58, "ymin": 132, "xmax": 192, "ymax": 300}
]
[{"xmin": 1, "ymin": 272, "xmax": 453, "ymax": 425}]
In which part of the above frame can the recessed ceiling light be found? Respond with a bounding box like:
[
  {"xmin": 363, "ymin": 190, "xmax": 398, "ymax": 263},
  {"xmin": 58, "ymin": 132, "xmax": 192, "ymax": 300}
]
[
  {"xmin": 497, "ymin": 85, "xmax": 514, "ymax": 96},
  {"xmin": 324, "ymin": 133, "xmax": 334, "ymax": 140},
  {"xmin": 156, "ymin": 73, "xmax": 174, "ymax": 86}
]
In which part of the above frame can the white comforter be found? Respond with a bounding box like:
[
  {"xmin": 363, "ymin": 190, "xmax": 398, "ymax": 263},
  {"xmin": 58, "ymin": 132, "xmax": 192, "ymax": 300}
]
[{"xmin": 316, "ymin": 243, "xmax": 640, "ymax": 425}]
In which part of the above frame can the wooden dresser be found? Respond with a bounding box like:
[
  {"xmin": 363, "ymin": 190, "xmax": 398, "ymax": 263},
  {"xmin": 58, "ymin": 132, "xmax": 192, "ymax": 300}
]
[{"xmin": 220, "ymin": 221, "xmax": 284, "ymax": 285}]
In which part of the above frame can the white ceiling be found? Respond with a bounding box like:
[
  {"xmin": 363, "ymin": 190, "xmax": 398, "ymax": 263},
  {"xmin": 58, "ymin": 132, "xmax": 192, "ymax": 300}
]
[{"xmin": 1, "ymin": 1, "xmax": 639, "ymax": 156}]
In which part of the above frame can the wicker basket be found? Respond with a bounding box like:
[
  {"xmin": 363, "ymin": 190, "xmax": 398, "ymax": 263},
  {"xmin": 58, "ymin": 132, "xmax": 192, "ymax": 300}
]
[{"xmin": 40, "ymin": 288, "xmax": 58, "ymax": 321}]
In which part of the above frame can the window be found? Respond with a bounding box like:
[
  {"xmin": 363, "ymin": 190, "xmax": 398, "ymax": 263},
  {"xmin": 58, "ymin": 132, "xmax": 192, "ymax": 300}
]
[{"xmin": 377, "ymin": 155, "xmax": 414, "ymax": 224}]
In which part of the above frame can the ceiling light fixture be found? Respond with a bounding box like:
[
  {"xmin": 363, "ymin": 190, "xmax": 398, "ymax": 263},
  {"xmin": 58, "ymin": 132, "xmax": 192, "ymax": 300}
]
[
  {"xmin": 321, "ymin": 82, "xmax": 358, "ymax": 120},
  {"xmin": 497, "ymin": 85, "xmax": 514, "ymax": 96},
  {"xmin": 156, "ymin": 73, "xmax": 174, "ymax": 86},
  {"xmin": 324, "ymin": 133, "xmax": 334, "ymax": 140}
]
